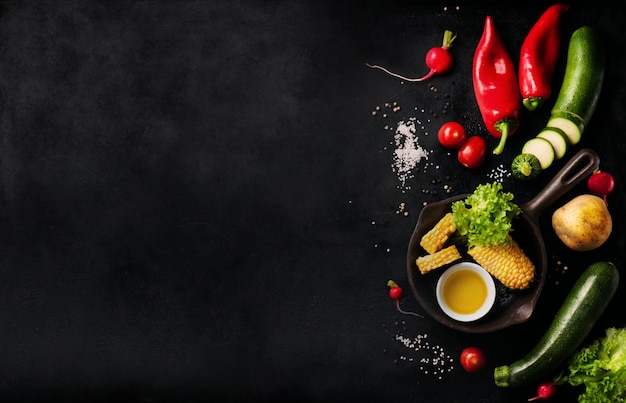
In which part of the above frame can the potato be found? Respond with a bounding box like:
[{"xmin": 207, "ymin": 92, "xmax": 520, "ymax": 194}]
[{"xmin": 551, "ymin": 194, "xmax": 612, "ymax": 251}]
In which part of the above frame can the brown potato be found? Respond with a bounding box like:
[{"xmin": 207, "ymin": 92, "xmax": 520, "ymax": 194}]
[{"xmin": 551, "ymin": 194, "xmax": 612, "ymax": 251}]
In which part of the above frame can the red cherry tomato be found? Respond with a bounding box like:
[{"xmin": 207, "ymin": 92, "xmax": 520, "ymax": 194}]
[
  {"xmin": 438, "ymin": 121, "xmax": 467, "ymax": 149},
  {"xmin": 458, "ymin": 136, "xmax": 487, "ymax": 169},
  {"xmin": 388, "ymin": 286, "xmax": 403, "ymax": 300},
  {"xmin": 460, "ymin": 347, "xmax": 486, "ymax": 373}
]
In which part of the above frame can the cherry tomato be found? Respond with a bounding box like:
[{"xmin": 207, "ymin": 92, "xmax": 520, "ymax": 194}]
[
  {"xmin": 388, "ymin": 286, "xmax": 403, "ymax": 300},
  {"xmin": 459, "ymin": 347, "xmax": 486, "ymax": 373},
  {"xmin": 458, "ymin": 136, "xmax": 487, "ymax": 169},
  {"xmin": 438, "ymin": 121, "xmax": 467, "ymax": 149}
]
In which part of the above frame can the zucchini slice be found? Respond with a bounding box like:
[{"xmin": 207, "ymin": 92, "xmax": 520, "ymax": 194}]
[
  {"xmin": 546, "ymin": 116, "xmax": 582, "ymax": 145},
  {"xmin": 537, "ymin": 128, "xmax": 569, "ymax": 159},
  {"xmin": 521, "ymin": 137, "xmax": 555, "ymax": 170}
]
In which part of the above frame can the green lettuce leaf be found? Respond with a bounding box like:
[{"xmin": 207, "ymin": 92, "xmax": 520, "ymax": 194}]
[
  {"xmin": 451, "ymin": 182, "xmax": 521, "ymax": 248},
  {"xmin": 563, "ymin": 327, "xmax": 626, "ymax": 403}
]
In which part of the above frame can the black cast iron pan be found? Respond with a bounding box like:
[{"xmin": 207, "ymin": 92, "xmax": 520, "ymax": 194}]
[{"xmin": 407, "ymin": 148, "xmax": 600, "ymax": 333}]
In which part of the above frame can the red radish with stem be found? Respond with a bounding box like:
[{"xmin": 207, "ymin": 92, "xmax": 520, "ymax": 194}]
[
  {"xmin": 588, "ymin": 169, "xmax": 614, "ymax": 204},
  {"xmin": 367, "ymin": 30, "xmax": 457, "ymax": 82},
  {"xmin": 387, "ymin": 280, "xmax": 403, "ymax": 300},
  {"xmin": 387, "ymin": 280, "xmax": 423, "ymax": 318},
  {"xmin": 528, "ymin": 381, "xmax": 557, "ymax": 401}
]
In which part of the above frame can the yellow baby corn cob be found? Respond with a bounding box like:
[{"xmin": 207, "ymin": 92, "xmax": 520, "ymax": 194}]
[
  {"xmin": 420, "ymin": 212, "xmax": 456, "ymax": 254},
  {"xmin": 416, "ymin": 245, "xmax": 462, "ymax": 275},
  {"xmin": 467, "ymin": 237, "xmax": 535, "ymax": 290}
]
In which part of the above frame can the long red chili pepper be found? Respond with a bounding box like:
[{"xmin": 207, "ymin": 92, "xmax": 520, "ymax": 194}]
[
  {"xmin": 473, "ymin": 15, "xmax": 521, "ymax": 155},
  {"xmin": 519, "ymin": 4, "xmax": 569, "ymax": 111}
]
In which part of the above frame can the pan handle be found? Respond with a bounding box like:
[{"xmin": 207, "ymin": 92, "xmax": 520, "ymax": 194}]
[{"xmin": 520, "ymin": 148, "xmax": 600, "ymax": 221}]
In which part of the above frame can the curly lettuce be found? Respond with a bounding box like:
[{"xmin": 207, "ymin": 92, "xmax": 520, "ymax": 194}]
[
  {"xmin": 451, "ymin": 182, "xmax": 521, "ymax": 248},
  {"xmin": 557, "ymin": 327, "xmax": 626, "ymax": 403}
]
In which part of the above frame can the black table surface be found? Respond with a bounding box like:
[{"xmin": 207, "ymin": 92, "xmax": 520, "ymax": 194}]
[{"xmin": 1, "ymin": 2, "xmax": 624, "ymax": 402}]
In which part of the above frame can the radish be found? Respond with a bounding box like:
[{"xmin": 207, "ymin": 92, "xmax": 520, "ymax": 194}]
[
  {"xmin": 367, "ymin": 30, "xmax": 456, "ymax": 82},
  {"xmin": 528, "ymin": 381, "xmax": 557, "ymax": 401},
  {"xmin": 387, "ymin": 281, "xmax": 403, "ymax": 300},
  {"xmin": 387, "ymin": 280, "xmax": 423, "ymax": 318},
  {"xmin": 587, "ymin": 169, "xmax": 614, "ymax": 205}
]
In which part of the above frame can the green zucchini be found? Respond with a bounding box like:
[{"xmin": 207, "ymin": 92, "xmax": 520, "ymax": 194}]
[
  {"xmin": 511, "ymin": 153, "xmax": 542, "ymax": 181},
  {"xmin": 494, "ymin": 261, "xmax": 619, "ymax": 388},
  {"xmin": 549, "ymin": 26, "xmax": 605, "ymax": 143}
]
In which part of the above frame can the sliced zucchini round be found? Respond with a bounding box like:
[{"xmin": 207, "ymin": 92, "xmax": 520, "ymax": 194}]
[
  {"xmin": 537, "ymin": 128, "xmax": 568, "ymax": 159},
  {"xmin": 546, "ymin": 116, "xmax": 582, "ymax": 145},
  {"xmin": 521, "ymin": 137, "xmax": 555, "ymax": 170}
]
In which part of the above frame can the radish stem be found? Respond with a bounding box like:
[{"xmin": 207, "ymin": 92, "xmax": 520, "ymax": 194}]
[
  {"xmin": 395, "ymin": 300, "xmax": 424, "ymax": 318},
  {"xmin": 366, "ymin": 30, "xmax": 456, "ymax": 82},
  {"xmin": 366, "ymin": 63, "xmax": 433, "ymax": 82}
]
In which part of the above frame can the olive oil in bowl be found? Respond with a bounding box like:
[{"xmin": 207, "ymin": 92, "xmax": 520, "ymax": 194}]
[{"xmin": 436, "ymin": 262, "xmax": 496, "ymax": 322}]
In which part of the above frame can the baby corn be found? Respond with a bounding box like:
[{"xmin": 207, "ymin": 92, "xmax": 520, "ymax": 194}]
[
  {"xmin": 420, "ymin": 212, "xmax": 456, "ymax": 254},
  {"xmin": 416, "ymin": 245, "xmax": 462, "ymax": 275},
  {"xmin": 467, "ymin": 237, "xmax": 535, "ymax": 290}
]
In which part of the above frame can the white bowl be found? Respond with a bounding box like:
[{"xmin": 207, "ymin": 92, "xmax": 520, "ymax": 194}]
[{"xmin": 436, "ymin": 262, "xmax": 496, "ymax": 322}]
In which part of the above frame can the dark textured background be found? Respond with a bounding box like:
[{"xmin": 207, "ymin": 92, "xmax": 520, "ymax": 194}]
[{"xmin": 0, "ymin": 2, "xmax": 624, "ymax": 402}]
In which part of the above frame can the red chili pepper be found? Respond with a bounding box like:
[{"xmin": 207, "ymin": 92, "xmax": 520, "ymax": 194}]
[
  {"xmin": 473, "ymin": 16, "xmax": 522, "ymax": 155},
  {"xmin": 519, "ymin": 4, "xmax": 569, "ymax": 111}
]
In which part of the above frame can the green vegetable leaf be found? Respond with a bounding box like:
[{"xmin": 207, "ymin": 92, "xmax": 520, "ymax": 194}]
[
  {"xmin": 451, "ymin": 182, "xmax": 521, "ymax": 247},
  {"xmin": 563, "ymin": 327, "xmax": 626, "ymax": 403}
]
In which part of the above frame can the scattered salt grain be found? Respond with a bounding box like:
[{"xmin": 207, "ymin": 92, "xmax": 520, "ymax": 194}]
[
  {"xmin": 391, "ymin": 118, "xmax": 429, "ymax": 192},
  {"xmin": 487, "ymin": 163, "xmax": 511, "ymax": 182},
  {"xmin": 395, "ymin": 333, "xmax": 455, "ymax": 379}
]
